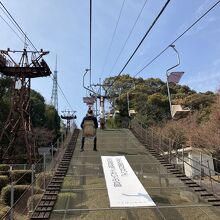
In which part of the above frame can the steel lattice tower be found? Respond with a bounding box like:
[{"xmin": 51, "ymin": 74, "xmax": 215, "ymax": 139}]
[
  {"xmin": 0, "ymin": 48, "xmax": 51, "ymax": 163},
  {"xmin": 51, "ymin": 55, "xmax": 58, "ymax": 111}
]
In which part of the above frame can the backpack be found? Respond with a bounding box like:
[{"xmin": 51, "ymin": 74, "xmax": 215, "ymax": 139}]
[{"xmin": 83, "ymin": 119, "xmax": 96, "ymax": 137}]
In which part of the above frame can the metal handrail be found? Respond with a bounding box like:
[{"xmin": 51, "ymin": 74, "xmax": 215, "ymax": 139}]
[{"xmin": 131, "ymin": 118, "xmax": 220, "ymax": 194}]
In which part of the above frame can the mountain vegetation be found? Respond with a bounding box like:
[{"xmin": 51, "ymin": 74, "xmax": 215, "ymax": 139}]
[{"xmin": 104, "ymin": 74, "xmax": 219, "ymax": 153}]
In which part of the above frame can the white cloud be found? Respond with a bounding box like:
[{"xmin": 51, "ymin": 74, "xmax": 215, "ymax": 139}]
[
  {"xmin": 194, "ymin": 0, "xmax": 211, "ymax": 17},
  {"xmin": 185, "ymin": 70, "xmax": 220, "ymax": 92},
  {"xmin": 213, "ymin": 58, "xmax": 220, "ymax": 67}
]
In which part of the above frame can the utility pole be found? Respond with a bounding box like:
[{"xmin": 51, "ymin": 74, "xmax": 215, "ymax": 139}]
[{"xmin": 90, "ymin": 80, "xmax": 112, "ymax": 129}]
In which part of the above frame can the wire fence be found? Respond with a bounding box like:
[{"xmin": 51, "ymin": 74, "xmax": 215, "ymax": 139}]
[
  {"xmin": 1, "ymin": 125, "xmax": 76, "ymax": 220},
  {"xmin": 131, "ymin": 118, "xmax": 220, "ymax": 197}
]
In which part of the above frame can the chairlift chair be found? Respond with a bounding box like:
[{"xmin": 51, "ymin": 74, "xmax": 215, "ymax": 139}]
[
  {"xmin": 83, "ymin": 120, "xmax": 96, "ymax": 138},
  {"xmin": 113, "ymin": 110, "xmax": 120, "ymax": 118},
  {"xmin": 171, "ymin": 105, "xmax": 190, "ymax": 119},
  {"xmin": 129, "ymin": 109, "xmax": 137, "ymax": 117}
]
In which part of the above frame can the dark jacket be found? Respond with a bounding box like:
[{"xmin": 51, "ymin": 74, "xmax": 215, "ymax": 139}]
[{"xmin": 81, "ymin": 115, "xmax": 98, "ymax": 129}]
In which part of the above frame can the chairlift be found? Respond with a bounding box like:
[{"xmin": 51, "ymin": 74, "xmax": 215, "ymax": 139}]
[
  {"xmin": 166, "ymin": 45, "xmax": 190, "ymax": 119},
  {"xmin": 113, "ymin": 110, "xmax": 120, "ymax": 118},
  {"xmin": 82, "ymin": 120, "xmax": 96, "ymax": 138},
  {"xmin": 129, "ymin": 109, "xmax": 137, "ymax": 117},
  {"xmin": 171, "ymin": 105, "xmax": 190, "ymax": 119}
]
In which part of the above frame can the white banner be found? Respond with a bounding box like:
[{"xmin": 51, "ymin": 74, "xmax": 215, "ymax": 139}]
[{"xmin": 101, "ymin": 156, "xmax": 156, "ymax": 207}]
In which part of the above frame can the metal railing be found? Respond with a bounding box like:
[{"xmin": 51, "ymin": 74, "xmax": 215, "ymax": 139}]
[
  {"xmin": 1, "ymin": 125, "xmax": 76, "ymax": 220},
  {"xmin": 131, "ymin": 118, "xmax": 220, "ymax": 197}
]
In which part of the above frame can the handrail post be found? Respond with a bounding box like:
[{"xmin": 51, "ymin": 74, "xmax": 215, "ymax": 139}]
[
  {"xmin": 43, "ymin": 153, "xmax": 46, "ymax": 190},
  {"xmin": 182, "ymin": 145, "xmax": 184, "ymax": 174},
  {"xmin": 10, "ymin": 166, "xmax": 14, "ymax": 220},
  {"xmin": 168, "ymin": 139, "xmax": 171, "ymax": 163},
  {"xmin": 31, "ymin": 164, "xmax": 35, "ymax": 212},
  {"xmin": 151, "ymin": 129, "xmax": 154, "ymax": 149},
  {"xmin": 200, "ymin": 152, "xmax": 202, "ymax": 185},
  {"xmin": 207, "ymin": 160, "xmax": 214, "ymax": 193}
]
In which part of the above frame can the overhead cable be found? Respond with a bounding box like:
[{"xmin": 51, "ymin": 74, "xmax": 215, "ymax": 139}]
[
  {"xmin": 89, "ymin": 0, "xmax": 92, "ymax": 85},
  {"xmin": 0, "ymin": 12, "xmax": 25, "ymax": 44},
  {"xmin": 0, "ymin": 1, "xmax": 75, "ymax": 112},
  {"xmin": 133, "ymin": 0, "xmax": 220, "ymax": 77},
  {"xmin": 107, "ymin": 0, "xmax": 171, "ymax": 92},
  {"xmin": 0, "ymin": 1, "xmax": 38, "ymax": 51},
  {"xmin": 108, "ymin": 0, "xmax": 148, "ymax": 76},
  {"xmin": 101, "ymin": 0, "xmax": 126, "ymax": 77}
]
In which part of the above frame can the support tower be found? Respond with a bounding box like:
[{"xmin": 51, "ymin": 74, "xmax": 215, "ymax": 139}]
[
  {"xmin": 51, "ymin": 55, "xmax": 58, "ymax": 111},
  {"xmin": 0, "ymin": 48, "xmax": 51, "ymax": 163},
  {"xmin": 61, "ymin": 110, "xmax": 76, "ymax": 131}
]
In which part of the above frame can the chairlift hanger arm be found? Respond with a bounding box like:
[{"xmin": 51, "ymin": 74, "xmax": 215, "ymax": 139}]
[
  {"xmin": 166, "ymin": 45, "xmax": 180, "ymax": 76},
  {"xmin": 83, "ymin": 69, "xmax": 98, "ymax": 96}
]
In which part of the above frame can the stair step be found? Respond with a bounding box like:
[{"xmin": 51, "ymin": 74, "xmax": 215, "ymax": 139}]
[
  {"xmin": 185, "ymin": 182, "xmax": 197, "ymax": 185},
  {"xmin": 195, "ymin": 189, "xmax": 206, "ymax": 192},
  {"xmin": 44, "ymin": 191, "xmax": 59, "ymax": 195},
  {"xmin": 188, "ymin": 185, "xmax": 200, "ymax": 188},
  {"xmin": 42, "ymin": 196, "xmax": 57, "ymax": 201},
  {"xmin": 208, "ymin": 199, "xmax": 220, "ymax": 202},
  {"xmin": 200, "ymin": 194, "xmax": 214, "ymax": 197},
  {"xmin": 38, "ymin": 201, "xmax": 55, "ymax": 207},
  {"xmin": 58, "ymin": 166, "xmax": 68, "ymax": 169},
  {"xmin": 47, "ymin": 187, "xmax": 60, "ymax": 191},
  {"xmin": 53, "ymin": 176, "xmax": 64, "ymax": 179},
  {"xmin": 48, "ymin": 183, "xmax": 61, "ymax": 187},
  {"xmin": 169, "ymin": 169, "xmax": 179, "ymax": 172},
  {"xmin": 57, "ymin": 168, "xmax": 67, "ymax": 171},
  {"xmin": 35, "ymin": 207, "xmax": 53, "ymax": 212},
  {"xmin": 54, "ymin": 175, "xmax": 65, "ymax": 178},
  {"xmin": 31, "ymin": 212, "xmax": 50, "ymax": 219},
  {"xmin": 176, "ymin": 174, "xmax": 186, "ymax": 177},
  {"xmin": 180, "ymin": 178, "xmax": 191, "ymax": 181},
  {"xmin": 51, "ymin": 180, "xmax": 63, "ymax": 183}
]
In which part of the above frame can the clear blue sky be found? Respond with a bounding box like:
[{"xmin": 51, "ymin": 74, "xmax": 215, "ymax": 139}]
[{"xmin": 0, "ymin": 0, "xmax": 220, "ymax": 124}]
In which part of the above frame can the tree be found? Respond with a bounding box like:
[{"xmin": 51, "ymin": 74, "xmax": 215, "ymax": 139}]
[
  {"xmin": 30, "ymin": 90, "xmax": 46, "ymax": 127},
  {"xmin": 0, "ymin": 77, "xmax": 13, "ymax": 133},
  {"xmin": 0, "ymin": 77, "xmax": 61, "ymax": 149},
  {"xmin": 103, "ymin": 74, "xmax": 218, "ymax": 127}
]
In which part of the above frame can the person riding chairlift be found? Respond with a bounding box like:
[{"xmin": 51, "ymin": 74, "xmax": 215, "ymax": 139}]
[{"xmin": 80, "ymin": 108, "xmax": 98, "ymax": 152}]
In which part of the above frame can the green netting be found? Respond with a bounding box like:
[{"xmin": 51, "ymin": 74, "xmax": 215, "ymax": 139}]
[{"xmin": 51, "ymin": 129, "xmax": 220, "ymax": 220}]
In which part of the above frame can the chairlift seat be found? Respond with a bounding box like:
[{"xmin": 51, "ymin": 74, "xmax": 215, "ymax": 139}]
[
  {"xmin": 171, "ymin": 105, "xmax": 190, "ymax": 119},
  {"xmin": 129, "ymin": 109, "xmax": 137, "ymax": 116},
  {"xmin": 83, "ymin": 120, "xmax": 96, "ymax": 138},
  {"xmin": 113, "ymin": 110, "xmax": 120, "ymax": 118}
]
